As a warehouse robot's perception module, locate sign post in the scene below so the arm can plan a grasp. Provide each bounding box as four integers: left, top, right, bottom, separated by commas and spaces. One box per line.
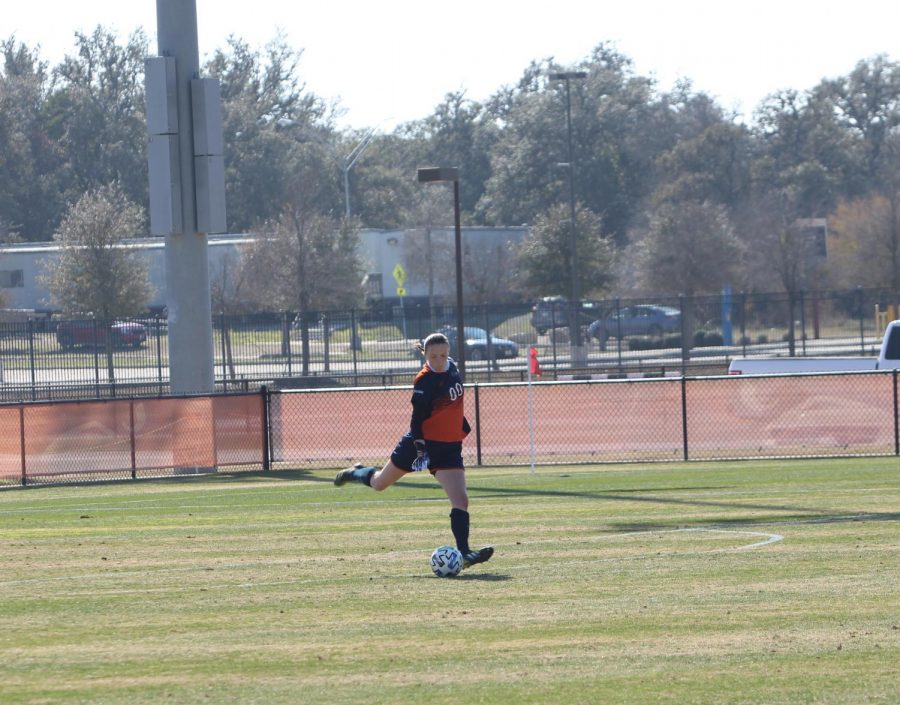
393, 263, 407, 339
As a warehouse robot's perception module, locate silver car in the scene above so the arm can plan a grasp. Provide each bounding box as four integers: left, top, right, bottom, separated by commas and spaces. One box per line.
439, 326, 518, 361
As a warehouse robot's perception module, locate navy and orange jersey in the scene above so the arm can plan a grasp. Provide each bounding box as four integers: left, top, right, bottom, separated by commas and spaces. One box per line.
409, 359, 470, 442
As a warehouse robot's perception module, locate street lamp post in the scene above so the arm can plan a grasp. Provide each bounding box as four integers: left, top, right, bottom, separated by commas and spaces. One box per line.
417, 166, 465, 378
549, 71, 587, 364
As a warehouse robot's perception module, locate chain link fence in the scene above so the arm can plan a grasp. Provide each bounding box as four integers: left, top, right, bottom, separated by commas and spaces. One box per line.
3, 370, 898, 488
0, 287, 895, 401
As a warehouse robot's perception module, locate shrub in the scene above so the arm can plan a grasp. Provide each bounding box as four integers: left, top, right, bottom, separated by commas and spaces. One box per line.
628, 335, 681, 351
694, 330, 724, 347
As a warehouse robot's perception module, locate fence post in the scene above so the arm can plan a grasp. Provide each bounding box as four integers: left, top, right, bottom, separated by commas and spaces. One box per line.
473, 384, 482, 467
615, 297, 623, 372
550, 303, 558, 371
220, 313, 228, 384
799, 290, 807, 355
740, 291, 747, 357
679, 294, 688, 368
858, 286, 866, 354
130, 399, 137, 479
323, 313, 331, 373
893, 370, 899, 457
285, 311, 293, 378
92, 320, 101, 396
483, 305, 497, 380
681, 376, 689, 461
261, 385, 272, 471
19, 405, 26, 486
787, 293, 796, 357
27, 319, 37, 401
350, 309, 359, 384
155, 314, 164, 394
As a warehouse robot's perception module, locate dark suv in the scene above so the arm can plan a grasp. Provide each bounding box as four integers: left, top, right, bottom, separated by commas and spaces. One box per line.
56, 319, 147, 350
530, 297, 597, 335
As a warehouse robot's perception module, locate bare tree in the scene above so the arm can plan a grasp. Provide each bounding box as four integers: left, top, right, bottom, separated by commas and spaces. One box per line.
403, 187, 456, 309
463, 235, 519, 305
828, 192, 900, 290
210, 250, 254, 380
239, 207, 364, 374
40, 182, 152, 381
632, 199, 741, 356
41, 183, 151, 318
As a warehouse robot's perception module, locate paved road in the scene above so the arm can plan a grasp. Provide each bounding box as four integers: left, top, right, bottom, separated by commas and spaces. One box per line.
0, 334, 882, 389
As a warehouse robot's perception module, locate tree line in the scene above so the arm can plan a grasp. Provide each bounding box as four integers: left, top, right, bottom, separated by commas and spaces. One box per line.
2, 28, 900, 319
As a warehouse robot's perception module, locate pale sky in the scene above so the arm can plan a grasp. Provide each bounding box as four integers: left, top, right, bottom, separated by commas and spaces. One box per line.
4, 1, 899, 131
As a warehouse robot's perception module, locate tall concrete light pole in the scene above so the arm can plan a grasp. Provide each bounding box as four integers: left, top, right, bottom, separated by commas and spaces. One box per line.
147, 0, 226, 393
549, 71, 587, 366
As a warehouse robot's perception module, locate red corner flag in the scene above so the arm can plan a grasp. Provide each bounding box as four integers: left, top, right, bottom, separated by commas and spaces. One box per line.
529, 346, 542, 376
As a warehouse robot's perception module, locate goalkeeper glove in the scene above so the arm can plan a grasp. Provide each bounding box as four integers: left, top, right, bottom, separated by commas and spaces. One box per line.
411, 439, 429, 472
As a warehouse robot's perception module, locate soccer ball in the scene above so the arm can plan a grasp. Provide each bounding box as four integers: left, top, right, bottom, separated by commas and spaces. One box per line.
430, 545, 463, 577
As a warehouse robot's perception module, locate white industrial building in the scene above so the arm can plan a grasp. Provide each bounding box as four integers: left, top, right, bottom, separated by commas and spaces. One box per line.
0, 227, 528, 312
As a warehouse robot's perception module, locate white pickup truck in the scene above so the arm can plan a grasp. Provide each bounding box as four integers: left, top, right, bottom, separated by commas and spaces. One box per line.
728, 320, 900, 374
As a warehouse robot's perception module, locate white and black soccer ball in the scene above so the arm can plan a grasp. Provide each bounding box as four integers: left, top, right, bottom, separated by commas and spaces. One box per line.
430, 545, 463, 577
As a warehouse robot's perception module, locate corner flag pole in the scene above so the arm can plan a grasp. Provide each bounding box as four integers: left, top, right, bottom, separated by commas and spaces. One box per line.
528, 347, 542, 473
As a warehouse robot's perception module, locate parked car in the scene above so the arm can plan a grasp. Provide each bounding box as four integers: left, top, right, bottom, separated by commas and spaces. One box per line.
56, 320, 148, 350
438, 326, 519, 361
589, 305, 682, 347
530, 296, 597, 335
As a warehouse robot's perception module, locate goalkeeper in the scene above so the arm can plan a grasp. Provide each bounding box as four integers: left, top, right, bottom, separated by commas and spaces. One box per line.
334, 331, 493, 569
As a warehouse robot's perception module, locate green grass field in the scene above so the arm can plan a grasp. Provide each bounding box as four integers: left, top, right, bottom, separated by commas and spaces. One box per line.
1, 458, 898, 704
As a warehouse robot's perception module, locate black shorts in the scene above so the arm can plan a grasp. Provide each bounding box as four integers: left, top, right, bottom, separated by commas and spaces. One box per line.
390, 432, 464, 473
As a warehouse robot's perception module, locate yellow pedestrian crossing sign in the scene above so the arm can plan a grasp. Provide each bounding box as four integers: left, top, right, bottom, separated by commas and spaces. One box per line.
396, 286, 407, 296
393, 263, 406, 287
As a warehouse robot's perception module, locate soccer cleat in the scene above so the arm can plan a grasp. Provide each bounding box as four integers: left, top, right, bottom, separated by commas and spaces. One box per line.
462, 545, 494, 569
334, 463, 364, 486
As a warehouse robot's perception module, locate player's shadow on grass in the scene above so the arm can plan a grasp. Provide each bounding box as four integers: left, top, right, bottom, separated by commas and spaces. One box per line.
610, 511, 900, 533
462, 482, 828, 518
456, 572, 510, 581
156, 468, 320, 483
413, 573, 511, 582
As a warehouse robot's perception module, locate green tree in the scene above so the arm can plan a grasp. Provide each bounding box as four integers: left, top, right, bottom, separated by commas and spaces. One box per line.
340, 129, 415, 228
41, 183, 152, 317
654, 122, 753, 209
515, 203, 615, 299
821, 55, 900, 187
480, 45, 679, 245
406, 91, 498, 217
205, 36, 341, 231
0, 38, 66, 241
46, 27, 149, 211
751, 88, 857, 217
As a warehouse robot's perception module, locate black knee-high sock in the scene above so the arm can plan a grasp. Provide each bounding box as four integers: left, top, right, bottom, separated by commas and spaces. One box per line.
450, 508, 470, 554
352, 466, 376, 486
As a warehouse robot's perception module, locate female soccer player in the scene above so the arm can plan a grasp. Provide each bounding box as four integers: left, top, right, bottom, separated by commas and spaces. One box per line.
334, 331, 493, 569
